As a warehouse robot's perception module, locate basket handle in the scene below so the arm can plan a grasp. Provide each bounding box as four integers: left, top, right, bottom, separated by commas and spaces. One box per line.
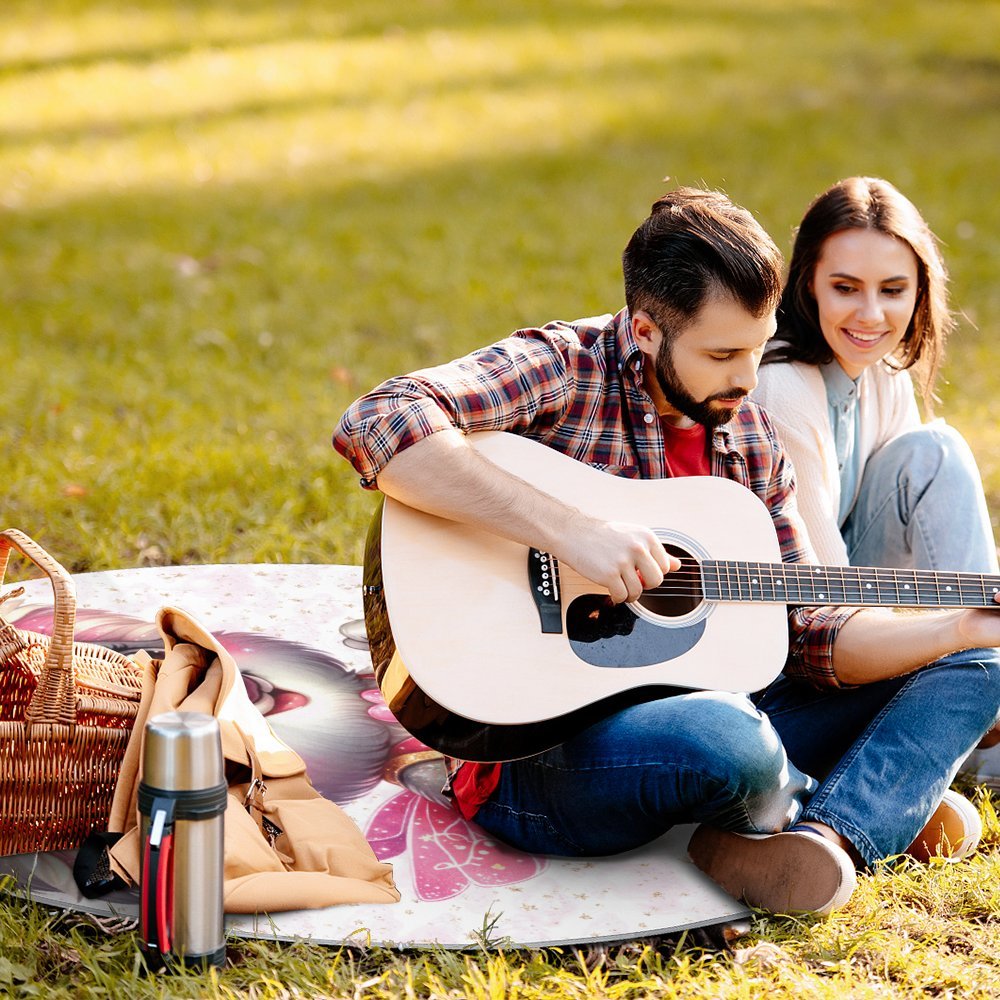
0, 528, 78, 728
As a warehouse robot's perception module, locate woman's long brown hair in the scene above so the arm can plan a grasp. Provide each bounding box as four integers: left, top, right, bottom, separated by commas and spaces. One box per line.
764, 176, 953, 411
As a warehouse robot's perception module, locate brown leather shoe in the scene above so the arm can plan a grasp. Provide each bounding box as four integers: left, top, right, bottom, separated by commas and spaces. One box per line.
688, 826, 857, 915
907, 789, 982, 862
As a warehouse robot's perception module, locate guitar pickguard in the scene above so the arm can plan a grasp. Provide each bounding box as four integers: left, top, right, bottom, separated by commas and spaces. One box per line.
565, 594, 706, 667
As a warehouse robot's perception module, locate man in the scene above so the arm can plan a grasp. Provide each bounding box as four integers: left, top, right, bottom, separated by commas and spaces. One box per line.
333, 188, 1000, 915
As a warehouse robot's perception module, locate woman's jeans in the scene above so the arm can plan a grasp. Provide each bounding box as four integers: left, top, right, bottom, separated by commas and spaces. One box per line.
842, 422, 1000, 784
842, 423, 999, 574
475, 426, 1000, 866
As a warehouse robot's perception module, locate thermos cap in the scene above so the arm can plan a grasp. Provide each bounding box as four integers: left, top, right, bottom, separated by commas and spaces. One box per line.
142, 711, 225, 791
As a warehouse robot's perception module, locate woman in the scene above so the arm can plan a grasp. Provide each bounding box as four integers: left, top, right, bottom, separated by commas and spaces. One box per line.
753, 176, 1000, 858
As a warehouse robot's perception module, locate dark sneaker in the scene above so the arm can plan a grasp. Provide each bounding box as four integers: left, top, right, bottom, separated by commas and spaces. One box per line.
687, 826, 857, 915
907, 789, 982, 862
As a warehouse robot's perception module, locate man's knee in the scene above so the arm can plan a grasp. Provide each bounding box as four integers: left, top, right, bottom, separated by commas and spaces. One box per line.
665, 691, 789, 791
671, 692, 809, 831
618, 690, 772, 757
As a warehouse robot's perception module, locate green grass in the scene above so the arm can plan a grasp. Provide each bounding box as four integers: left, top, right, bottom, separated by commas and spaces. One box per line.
3, 0, 1000, 572
3, 0, 1000, 995
4, 792, 1000, 997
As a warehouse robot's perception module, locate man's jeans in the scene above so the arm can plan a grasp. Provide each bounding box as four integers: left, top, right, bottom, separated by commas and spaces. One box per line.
756, 647, 1000, 865
474, 690, 815, 858
475, 649, 1000, 868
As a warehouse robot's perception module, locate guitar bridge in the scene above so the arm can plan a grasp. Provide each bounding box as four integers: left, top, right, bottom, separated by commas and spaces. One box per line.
528, 549, 563, 633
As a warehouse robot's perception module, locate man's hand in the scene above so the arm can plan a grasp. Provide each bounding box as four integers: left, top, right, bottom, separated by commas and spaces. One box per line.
952, 590, 1000, 649
555, 515, 681, 604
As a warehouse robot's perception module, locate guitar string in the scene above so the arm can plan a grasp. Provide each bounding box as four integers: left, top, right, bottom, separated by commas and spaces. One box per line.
555, 584, 999, 601
644, 571, 1000, 600
555, 565, 1000, 605
548, 560, 1000, 585
555, 583, 999, 606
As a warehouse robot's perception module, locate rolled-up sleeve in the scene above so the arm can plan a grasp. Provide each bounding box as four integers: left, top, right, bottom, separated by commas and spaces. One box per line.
785, 605, 858, 687
333, 333, 573, 488
333, 388, 459, 488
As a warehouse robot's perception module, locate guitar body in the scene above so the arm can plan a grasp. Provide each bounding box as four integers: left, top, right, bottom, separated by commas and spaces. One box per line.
363, 432, 790, 761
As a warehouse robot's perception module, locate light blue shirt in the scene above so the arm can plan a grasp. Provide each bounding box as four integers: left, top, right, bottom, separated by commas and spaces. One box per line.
820, 361, 864, 527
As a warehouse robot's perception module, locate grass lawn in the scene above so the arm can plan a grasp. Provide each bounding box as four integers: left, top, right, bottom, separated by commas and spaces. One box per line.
3, 1, 1000, 995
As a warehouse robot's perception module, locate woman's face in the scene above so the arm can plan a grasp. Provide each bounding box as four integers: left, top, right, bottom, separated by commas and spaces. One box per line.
811, 228, 919, 379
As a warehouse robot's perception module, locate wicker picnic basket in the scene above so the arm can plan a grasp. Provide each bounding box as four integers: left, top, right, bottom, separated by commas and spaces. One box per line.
0, 528, 145, 856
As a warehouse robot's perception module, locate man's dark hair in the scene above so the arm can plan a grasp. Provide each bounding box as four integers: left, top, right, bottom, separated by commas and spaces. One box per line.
622, 187, 783, 341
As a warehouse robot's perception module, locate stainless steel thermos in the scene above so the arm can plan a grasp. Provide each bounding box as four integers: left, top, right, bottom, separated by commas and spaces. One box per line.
139, 711, 227, 970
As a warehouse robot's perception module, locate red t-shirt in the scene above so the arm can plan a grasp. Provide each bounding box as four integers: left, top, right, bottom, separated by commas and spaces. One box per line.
659, 419, 710, 478
450, 421, 710, 819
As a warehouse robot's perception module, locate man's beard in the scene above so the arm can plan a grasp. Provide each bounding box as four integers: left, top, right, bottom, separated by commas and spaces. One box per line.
654, 339, 748, 429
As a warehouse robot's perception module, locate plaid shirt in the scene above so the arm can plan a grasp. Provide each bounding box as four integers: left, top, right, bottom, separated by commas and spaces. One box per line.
334, 308, 858, 688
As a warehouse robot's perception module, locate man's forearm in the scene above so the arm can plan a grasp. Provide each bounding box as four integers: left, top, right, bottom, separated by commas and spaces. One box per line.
832, 607, 988, 684
375, 428, 576, 553
374, 429, 676, 604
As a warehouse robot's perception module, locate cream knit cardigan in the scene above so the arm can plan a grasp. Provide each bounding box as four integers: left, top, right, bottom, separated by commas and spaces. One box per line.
752, 359, 921, 566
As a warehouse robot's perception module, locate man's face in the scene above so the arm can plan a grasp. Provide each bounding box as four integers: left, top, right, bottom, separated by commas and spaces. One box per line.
636, 291, 776, 429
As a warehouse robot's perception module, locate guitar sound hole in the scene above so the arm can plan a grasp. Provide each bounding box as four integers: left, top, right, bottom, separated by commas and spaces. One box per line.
636, 543, 703, 618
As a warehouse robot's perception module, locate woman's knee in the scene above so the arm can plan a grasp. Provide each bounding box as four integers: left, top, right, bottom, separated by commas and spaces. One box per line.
875, 422, 979, 487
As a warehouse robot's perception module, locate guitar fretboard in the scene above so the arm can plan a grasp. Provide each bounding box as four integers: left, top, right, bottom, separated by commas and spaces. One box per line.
701, 561, 1000, 609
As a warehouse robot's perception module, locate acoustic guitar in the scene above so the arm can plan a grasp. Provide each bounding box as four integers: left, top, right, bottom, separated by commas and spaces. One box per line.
362, 431, 1000, 762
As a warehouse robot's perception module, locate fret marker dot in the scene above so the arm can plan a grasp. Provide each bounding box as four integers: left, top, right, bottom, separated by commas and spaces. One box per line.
819, 593, 825, 599
946, 586, 953, 591
752, 578, 758, 584
904, 584, 910, 589
865, 583, 872, 589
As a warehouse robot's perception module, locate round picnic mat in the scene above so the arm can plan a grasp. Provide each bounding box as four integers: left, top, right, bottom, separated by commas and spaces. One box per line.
0, 563, 750, 949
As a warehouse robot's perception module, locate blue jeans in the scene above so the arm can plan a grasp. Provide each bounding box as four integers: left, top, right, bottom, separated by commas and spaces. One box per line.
755, 647, 1000, 865
475, 649, 1000, 868
474, 690, 816, 857
842, 422, 1000, 788
843, 423, 999, 573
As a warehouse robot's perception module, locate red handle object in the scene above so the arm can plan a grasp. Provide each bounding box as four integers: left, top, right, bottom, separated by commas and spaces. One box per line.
140, 799, 176, 965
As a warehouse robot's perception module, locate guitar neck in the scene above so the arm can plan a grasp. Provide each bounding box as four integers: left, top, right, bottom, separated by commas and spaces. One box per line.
701, 561, 1000, 609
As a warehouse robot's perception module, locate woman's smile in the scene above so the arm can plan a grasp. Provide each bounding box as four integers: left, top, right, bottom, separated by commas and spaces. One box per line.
812, 229, 919, 379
